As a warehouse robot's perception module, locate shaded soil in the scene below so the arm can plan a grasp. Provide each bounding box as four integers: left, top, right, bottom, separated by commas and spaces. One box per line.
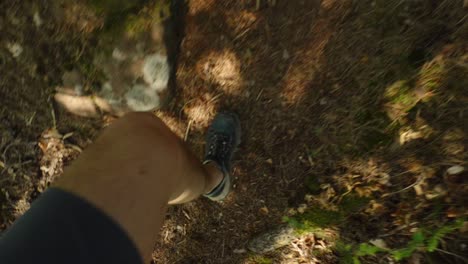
0, 0, 101, 228
156, 0, 467, 263
1, 0, 467, 264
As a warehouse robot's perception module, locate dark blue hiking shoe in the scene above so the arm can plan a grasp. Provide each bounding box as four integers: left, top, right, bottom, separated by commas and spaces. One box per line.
203, 112, 241, 201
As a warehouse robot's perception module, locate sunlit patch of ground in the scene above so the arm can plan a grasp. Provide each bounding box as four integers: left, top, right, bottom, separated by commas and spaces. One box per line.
280, 18, 333, 105
196, 50, 244, 96
1, 0, 466, 263
188, 0, 215, 15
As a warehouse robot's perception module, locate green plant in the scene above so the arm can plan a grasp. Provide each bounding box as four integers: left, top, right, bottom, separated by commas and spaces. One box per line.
339, 219, 465, 263
426, 218, 464, 252
284, 193, 370, 235
353, 243, 387, 264
391, 230, 425, 261
249, 255, 273, 264
283, 208, 343, 234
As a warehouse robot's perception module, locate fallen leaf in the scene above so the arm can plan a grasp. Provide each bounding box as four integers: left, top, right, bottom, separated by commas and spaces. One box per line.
446, 207, 459, 218
447, 165, 464, 175
370, 239, 389, 250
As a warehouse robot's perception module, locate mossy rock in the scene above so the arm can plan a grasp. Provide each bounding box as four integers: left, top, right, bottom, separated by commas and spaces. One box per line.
248, 225, 296, 253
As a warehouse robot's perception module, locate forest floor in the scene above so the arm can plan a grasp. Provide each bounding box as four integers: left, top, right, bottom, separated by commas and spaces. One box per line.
0, 1, 467, 263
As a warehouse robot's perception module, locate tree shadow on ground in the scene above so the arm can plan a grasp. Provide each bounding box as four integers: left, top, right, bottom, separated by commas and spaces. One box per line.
155, 0, 467, 263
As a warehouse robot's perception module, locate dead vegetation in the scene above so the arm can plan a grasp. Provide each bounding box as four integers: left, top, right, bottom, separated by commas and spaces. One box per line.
0, 0, 467, 263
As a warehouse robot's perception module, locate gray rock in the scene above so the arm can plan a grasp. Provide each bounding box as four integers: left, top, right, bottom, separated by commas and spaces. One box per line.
55, 1, 182, 116
248, 225, 297, 253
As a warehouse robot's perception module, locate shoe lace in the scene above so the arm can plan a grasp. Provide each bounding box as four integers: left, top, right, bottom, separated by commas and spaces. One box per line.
207, 133, 230, 162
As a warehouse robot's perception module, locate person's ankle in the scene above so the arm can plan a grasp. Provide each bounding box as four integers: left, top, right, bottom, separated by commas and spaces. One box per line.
203, 162, 224, 194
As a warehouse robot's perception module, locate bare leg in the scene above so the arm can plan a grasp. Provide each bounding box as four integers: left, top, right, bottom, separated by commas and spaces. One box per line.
55, 112, 223, 263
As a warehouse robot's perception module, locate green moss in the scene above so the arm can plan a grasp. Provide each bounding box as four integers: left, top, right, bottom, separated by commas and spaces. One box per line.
90, 0, 171, 53
359, 127, 394, 152
383, 80, 420, 122
125, 1, 171, 36
352, 109, 396, 153
385, 80, 418, 108
284, 208, 343, 235
339, 195, 371, 215
285, 192, 370, 236
335, 241, 355, 264
305, 176, 321, 194
86, 0, 146, 15
249, 255, 273, 264
302, 208, 343, 228
417, 60, 444, 97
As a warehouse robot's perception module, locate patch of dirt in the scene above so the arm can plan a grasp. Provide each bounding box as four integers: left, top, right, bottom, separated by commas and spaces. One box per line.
0, 0, 467, 264
0, 0, 101, 228
155, 0, 467, 263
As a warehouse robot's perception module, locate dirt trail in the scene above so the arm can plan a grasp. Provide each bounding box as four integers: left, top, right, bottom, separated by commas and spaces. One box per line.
154, 1, 333, 262
155, 0, 467, 263
1, 0, 467, 263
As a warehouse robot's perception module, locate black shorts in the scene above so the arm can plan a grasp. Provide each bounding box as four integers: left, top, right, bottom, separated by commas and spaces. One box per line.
0, 188, 142, 264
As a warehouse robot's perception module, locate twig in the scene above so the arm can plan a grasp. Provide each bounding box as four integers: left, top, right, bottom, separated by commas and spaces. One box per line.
221, 238, 225, 257
178, 98, 196, 120
50, 104, 57, 129
182, 209, 191, 220
382, 174, 424, 197
26, 112, 36, 126
208, 93, 222, 103
434, 248, 468, 263
233, 27, 252, 41
184, 120, 193, 142
256, 89, 264, 101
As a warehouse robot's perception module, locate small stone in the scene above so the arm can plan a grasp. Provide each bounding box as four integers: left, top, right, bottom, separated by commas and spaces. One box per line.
142, 53, 170, 91
6, 42, 23, 58
304, 194, 313, 202
370, 239, 389, 250
447, 165, 464, 175
282, 49, 290, 60
248, 225, 296, 253
413, 183, 424, 196
54, 93, 99, 117
266, 158, 273, 165
125, 84, 160, 111
112, 48, 127, 61
33, 11, 43, 27
297, 204, 308, 214
259, 207, 269, 215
